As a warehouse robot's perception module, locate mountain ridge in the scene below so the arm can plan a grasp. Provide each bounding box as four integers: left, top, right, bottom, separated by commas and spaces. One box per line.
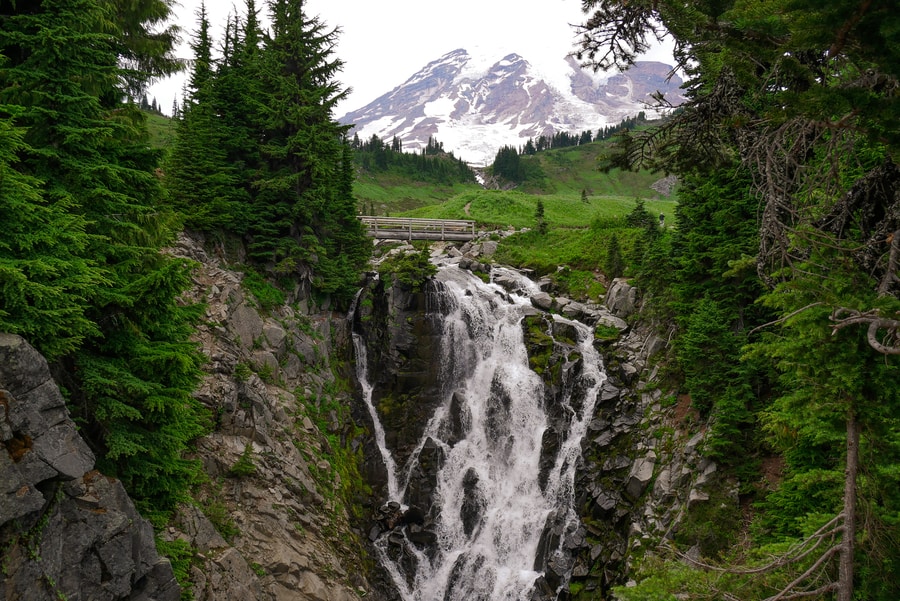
340, 48, 685, 165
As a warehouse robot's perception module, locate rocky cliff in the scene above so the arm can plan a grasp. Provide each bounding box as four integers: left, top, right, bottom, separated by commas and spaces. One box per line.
159, 232, 383, 601
1, 333, 180, 601
2, 230, 391, 601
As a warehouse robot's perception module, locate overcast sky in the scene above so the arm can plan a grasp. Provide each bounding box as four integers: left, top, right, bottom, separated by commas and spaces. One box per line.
149, 0, 674, 117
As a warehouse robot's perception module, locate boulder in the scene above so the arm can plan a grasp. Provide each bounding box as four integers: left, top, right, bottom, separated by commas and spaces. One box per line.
0, 334, 179, 601
624, 454, 656, 501
604, 279, 639, 318
530, 292, 553, 311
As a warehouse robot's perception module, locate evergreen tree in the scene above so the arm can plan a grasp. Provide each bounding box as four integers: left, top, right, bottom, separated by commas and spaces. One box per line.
0, 109, 102, 358
579, 1, 900, 597
491, 145, 523, 182
1, 0, 208, 519
604, 232, 625, 280
165, 2, 248, 231
534, 199, 547, 235
103, 0, 183, 99
250, 0, 369, 301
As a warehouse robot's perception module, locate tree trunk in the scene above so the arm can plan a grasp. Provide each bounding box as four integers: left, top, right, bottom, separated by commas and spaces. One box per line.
838, 413, 860, 601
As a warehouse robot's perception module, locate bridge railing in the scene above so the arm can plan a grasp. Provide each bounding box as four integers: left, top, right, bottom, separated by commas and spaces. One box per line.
358, 216, 477, 241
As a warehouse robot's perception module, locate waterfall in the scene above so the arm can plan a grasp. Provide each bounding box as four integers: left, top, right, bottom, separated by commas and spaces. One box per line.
352, 332, 401, 501
354, 264, 606, 601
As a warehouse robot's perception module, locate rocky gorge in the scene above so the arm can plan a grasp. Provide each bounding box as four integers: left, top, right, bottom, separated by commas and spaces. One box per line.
1, 232, 734, 600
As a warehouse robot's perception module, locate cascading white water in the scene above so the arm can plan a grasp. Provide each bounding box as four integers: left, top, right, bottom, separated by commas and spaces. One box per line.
352, 332, 401, 501
356, 264, 606, 601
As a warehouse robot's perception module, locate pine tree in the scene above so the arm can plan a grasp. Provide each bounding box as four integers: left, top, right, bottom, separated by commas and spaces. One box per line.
165, 2, 248, 232
0, 111, 102, 358
534, 199, 547, 235
579, 1, 900, 598
250, 0, 369, 301
1, 0, 208, 518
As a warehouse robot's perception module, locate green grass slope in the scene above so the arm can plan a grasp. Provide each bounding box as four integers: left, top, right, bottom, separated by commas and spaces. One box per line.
516, 142, 666, 198
401, 189, 675, 230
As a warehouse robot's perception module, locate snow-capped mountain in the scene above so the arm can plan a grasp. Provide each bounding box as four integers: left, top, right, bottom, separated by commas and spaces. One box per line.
339, 48, 685, 166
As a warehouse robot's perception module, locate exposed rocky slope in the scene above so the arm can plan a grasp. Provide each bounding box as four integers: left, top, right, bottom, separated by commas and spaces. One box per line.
2, 231, 735, 601
160, 232, 384, 601
341, 49, 685, 165
1, 333, 180, 601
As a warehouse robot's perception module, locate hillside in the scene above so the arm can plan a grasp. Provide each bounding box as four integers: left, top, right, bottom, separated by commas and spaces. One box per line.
355, 131, 674, 218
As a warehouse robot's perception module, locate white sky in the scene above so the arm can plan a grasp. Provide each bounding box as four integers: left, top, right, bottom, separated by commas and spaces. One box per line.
149, 0, 674, 117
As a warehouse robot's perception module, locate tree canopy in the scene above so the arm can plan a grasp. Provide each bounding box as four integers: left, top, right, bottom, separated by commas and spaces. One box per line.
576, 1, 900, 599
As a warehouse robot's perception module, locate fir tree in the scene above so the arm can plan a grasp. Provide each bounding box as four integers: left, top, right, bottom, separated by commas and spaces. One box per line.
249, 0, 369, 301
1, 0, 208, 519
165, 2, 248, 231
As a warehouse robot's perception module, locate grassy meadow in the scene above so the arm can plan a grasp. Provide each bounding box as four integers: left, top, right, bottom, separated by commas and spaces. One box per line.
355, 138, 678, 303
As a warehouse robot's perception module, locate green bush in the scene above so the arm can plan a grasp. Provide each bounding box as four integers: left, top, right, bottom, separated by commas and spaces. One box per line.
377, 247, 436, 292
241, 268, 285, 310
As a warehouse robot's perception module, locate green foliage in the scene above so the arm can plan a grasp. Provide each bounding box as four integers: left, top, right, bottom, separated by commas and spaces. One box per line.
233, 362, 253, 382
624, 198, 657, 229
604, 232, 625, 279
73, 256, 210, 522
155, 538, 198, 601
1, 0, 211, 524
352, 134, 476, 185
241, 268, 286, 311
377, 247, 437, 292
228, 443, 258, 477
491, 145, 526, 183
162, 0, 370, 305
203, 496, 239, 541
404, 188, 676, 230
534, 199, 548, 234
0, 115, 103, 359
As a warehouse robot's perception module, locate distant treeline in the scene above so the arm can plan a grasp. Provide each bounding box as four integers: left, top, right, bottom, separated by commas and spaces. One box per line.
350, 133, 476, 185
491, 112, 649, 183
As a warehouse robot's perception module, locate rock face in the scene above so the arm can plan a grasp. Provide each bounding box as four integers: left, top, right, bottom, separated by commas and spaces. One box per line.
352, 274, 447, 484
161, 232, 382, 601
0, 333, 180, 601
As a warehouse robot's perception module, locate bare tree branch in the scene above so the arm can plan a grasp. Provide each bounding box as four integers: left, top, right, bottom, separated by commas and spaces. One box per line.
830, 308, 900, 355
764, 545, 841, 601
749, 303, 824, 335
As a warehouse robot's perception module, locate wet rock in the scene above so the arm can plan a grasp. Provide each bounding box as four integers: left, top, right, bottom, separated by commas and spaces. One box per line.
538, 428, 561, 491
405, 437, 445, 515
530, 291, 553, 310
460, 468, 485, 537
444, 390, 471, 446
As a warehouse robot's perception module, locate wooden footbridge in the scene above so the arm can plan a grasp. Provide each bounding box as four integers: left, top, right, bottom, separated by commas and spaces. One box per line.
358, 216, 478, 241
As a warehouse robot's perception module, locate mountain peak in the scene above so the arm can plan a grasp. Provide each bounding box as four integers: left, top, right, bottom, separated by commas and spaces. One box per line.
340, 48, 684, 166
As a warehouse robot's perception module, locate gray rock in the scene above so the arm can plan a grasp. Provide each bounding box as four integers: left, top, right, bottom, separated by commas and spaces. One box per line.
231, 304, 265, 350
624, 454, 656, 501
480, 240, 498, 257
530, 292, 553, 310
493, 272, 521, 292
595, 309, 629, 331
263, 322, 287, 353
0, 334, 180, 601
604, 278, 639, 318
